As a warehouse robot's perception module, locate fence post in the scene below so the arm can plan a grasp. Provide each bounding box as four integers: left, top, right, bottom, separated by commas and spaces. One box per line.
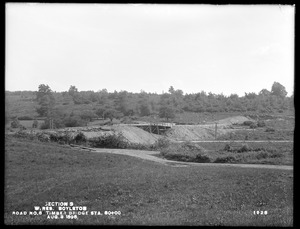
215, 123, 217, 140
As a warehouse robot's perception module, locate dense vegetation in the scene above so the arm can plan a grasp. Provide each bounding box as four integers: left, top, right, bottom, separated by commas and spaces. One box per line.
5, 82, 294, 129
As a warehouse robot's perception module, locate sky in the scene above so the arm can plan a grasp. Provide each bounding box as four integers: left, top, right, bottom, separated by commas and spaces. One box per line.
5, 4, 295, 96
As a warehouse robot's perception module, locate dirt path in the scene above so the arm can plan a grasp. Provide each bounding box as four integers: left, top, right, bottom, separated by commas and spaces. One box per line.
72, 145, 293, 170
176, 140, 293, 143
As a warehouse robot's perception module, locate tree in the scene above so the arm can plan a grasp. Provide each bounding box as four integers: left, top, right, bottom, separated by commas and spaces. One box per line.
36, 84, 55, 117
96, 107, 106, 119
68, 85, 78, 97
139, 103, 151, 116
271, 82, 287, 98
168, 86, 175, 94
259, 89, 271, 96
159, 106, 175, 121
79, 110, 97, 122
103, 109, 122, 122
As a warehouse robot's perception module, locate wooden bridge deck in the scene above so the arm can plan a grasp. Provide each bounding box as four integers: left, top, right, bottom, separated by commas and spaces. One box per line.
118, 123, 175, 135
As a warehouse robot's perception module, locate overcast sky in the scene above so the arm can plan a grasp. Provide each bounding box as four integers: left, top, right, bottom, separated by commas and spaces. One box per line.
6, 4, 294, 96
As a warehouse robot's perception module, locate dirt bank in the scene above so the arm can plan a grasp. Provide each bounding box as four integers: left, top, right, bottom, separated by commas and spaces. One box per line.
165, 116, 253, 141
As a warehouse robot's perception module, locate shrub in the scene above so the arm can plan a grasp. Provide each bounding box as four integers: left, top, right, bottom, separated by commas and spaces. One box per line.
18, 116, 34, 120
11, 119, 20, 128
257, 120, 266, 127
74, 132, 86, 144
36, 132, 50, 142
243, 121, 255, 126
40, 122, 50, 129
32, 120, 39, 128
255, 151, 270, 160
90, 132, 129, 149
152, 137, 171, 150
63, 116, 87, 127
214, 156, 237, 163
224, 143, 232, 151
194, 154, 211, 163
13, 130, 36, 140
265, 127, 275, 132
79, 111, 97, 122
182, 141, 206, 151
238, 144, 251, 153
160, 141, 209, 163
250, 123, 257, 129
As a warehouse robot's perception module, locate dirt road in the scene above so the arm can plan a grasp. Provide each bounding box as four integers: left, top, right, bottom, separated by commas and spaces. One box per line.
72, 145, 293, 170
175, 140, 293, 143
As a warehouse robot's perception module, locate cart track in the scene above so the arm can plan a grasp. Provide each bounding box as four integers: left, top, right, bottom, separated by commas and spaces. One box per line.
71, 145, 293, 170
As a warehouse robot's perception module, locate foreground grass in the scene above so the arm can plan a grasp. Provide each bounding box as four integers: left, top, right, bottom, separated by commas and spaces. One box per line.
5, 136, 293, 226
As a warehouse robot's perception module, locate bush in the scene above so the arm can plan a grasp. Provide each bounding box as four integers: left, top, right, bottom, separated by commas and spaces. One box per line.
40, 122, 50, 129
265, 127, 275, 132
160, 141, 209, 163
238, 144, 251, 153
18, 116, 34, 120
255, 151, 270, 160
243, 121, 255, 126
214, 156, 237, 163
224, 144, 232, 151
257, 120, 266, 127
194, 154, 211, 163
32, 120, 39, 128
152, 137, 171, 150
63, 116, 87, 127
250, 123, 258, 129
90, 132, 129, 149
74, 132, 86, 143
11, 119, 20, 128
13, 130, 36, 140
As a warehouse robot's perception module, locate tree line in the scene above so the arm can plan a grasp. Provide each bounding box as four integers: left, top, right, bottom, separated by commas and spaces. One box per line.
6, 81, 294, 129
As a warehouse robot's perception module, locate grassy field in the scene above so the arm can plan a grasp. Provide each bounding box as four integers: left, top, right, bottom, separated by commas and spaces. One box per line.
5, 136, 293, 226
159, 141, 293, 165
217, 128, 294, 141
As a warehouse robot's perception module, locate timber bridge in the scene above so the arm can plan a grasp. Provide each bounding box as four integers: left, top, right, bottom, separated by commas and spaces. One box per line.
120, 123, 176, 135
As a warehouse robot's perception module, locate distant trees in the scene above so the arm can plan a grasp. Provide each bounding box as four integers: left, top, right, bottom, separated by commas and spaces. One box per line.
22, 81, 293, 128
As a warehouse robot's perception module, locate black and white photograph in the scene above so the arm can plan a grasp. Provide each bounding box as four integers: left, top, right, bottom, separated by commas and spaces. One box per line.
5, 3, 294, 226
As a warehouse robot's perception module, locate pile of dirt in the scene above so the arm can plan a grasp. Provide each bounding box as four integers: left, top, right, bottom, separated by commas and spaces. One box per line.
165, 125, 232, 141
165, 116, 252, 141
15, 125, 161, 145
111, 125, 160, 145
215, 116, 253, 125
63, 125, 161, 145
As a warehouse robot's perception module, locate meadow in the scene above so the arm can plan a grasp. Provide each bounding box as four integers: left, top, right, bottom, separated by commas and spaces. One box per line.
5, 136, 293, 226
